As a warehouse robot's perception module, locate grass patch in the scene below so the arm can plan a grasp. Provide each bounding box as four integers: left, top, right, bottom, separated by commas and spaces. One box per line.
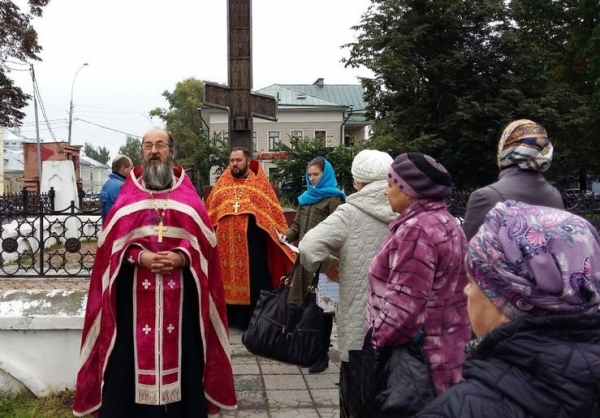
0, 390, 92, 418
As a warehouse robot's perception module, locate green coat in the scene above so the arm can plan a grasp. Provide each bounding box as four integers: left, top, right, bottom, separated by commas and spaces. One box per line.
283, 196, 344, 304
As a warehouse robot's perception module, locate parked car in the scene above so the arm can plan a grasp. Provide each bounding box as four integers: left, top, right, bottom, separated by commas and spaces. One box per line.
83, 192, 100, 204
563, 189, 599, 198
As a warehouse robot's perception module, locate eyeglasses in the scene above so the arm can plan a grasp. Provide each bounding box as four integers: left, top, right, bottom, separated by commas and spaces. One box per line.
142, 141, 170, 150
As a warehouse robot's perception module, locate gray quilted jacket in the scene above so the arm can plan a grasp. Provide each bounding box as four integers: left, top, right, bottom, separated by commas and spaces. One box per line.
298, 180, 396, 361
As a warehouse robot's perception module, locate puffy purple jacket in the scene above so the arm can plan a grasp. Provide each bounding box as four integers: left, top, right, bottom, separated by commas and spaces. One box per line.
367, 199, 471, 394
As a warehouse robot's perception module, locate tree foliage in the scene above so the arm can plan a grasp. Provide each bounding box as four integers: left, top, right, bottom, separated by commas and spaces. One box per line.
83, 142, 110, 164
118, 135, 142, 166
510, 0, 600, 188
150, 78, 205, 168
0, 0, 50, 127
344, 0, 600, 188
271, 137, 360, 205
149, 77, 229, 190
191, 132, 229, 191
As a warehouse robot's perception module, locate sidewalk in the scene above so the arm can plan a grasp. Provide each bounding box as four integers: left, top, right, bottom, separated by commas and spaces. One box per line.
221, 326, 341, 418
0, 279, 342, 416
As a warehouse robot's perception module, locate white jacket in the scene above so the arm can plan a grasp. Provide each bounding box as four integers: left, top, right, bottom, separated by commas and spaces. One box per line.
298, 180, 396, 361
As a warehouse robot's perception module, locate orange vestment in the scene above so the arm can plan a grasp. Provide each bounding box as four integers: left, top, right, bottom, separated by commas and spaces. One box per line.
206, 160, 295, 304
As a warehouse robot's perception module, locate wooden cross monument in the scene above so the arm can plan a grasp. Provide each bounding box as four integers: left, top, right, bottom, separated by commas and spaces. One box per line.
204, 0, 278, 153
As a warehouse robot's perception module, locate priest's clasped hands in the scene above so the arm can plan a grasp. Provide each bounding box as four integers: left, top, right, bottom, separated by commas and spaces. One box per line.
139, 250, 186, 274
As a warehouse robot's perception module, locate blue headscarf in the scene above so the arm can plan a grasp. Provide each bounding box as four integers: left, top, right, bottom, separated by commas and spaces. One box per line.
297, 157, 346, 206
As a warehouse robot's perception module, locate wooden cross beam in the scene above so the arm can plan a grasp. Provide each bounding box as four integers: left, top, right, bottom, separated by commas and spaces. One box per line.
204, 0, 277, 153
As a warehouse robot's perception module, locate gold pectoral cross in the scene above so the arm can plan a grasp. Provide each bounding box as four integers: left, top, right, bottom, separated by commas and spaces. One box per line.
233, 200, 240, 214
155, 221, 168, 243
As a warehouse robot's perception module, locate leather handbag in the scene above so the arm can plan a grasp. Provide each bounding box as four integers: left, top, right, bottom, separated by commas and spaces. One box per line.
241, 259, 324, 367
345, 329, 436, 418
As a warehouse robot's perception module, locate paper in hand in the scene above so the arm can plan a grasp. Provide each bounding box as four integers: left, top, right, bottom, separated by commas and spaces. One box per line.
274, 228, 299, 253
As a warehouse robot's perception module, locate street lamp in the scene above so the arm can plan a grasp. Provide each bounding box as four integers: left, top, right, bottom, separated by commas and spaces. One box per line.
67, 62, 89, 145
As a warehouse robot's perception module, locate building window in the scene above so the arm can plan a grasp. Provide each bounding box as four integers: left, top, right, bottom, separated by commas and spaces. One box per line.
315, 130, 326, 144
291, 130, 303, 140
268, 131, 281, 151
253, 131, 257, 155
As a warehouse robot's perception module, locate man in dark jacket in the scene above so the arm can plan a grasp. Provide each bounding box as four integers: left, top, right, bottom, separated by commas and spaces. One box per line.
462, 119, 563, 241
416, 201, 600, 418
100, 154, 133, 222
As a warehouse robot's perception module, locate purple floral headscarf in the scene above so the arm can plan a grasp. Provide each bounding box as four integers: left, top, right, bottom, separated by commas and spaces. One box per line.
467, 200, 600, 319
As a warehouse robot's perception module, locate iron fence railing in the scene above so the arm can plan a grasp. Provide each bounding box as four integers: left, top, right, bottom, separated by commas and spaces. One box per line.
447, 189, 600, 229
0, 194, 101, 278
0, 188, 599, 278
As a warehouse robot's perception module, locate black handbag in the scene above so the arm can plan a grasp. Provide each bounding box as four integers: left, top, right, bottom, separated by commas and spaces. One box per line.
241, 260, 324, 367
346, 329, 436, 418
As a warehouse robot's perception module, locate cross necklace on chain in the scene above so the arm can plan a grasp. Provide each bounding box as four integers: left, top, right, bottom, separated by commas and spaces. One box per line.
150, 191, 169, 243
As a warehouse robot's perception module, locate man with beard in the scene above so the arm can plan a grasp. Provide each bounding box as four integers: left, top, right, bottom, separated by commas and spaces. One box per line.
74, 128, 237, 418
205, 147, 295, 330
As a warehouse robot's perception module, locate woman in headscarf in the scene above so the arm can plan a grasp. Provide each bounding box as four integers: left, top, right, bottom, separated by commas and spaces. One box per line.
282, 156, 345, 373
297, 150, 396, 416
367, 152, 471, 396
462, 119, 563, 241
416, 201, 600, 418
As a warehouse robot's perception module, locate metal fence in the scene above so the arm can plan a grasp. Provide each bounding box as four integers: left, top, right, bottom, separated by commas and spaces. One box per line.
447, 189, 600, 229
1, 188, 599, 278
0, 189, 102, 278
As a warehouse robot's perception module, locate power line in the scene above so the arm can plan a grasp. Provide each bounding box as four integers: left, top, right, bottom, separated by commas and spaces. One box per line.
18, 118, 66, 127
76, 118, 142, 138
32, 77, 57, 141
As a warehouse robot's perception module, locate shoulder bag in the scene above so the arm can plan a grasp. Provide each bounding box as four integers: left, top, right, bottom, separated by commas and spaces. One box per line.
345, 328, 436, 418
241, 259, 324, 367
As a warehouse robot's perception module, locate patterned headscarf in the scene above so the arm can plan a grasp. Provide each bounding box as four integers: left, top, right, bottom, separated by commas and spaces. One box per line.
497, 119, 553, 172
467, 201, 600, 319
297, 157, 346, 206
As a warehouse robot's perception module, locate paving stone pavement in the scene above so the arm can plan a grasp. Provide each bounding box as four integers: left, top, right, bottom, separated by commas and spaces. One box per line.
0, 279, 342, 417
220, 326, 341, 418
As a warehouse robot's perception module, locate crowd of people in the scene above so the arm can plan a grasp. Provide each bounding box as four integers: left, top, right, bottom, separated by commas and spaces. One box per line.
73, 122, 600, 417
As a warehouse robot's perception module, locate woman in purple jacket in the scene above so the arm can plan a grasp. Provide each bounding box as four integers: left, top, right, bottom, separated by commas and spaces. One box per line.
367, 152, 471, 396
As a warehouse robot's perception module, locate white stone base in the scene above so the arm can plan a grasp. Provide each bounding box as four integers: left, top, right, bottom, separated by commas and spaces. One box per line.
0, 289, 86, 396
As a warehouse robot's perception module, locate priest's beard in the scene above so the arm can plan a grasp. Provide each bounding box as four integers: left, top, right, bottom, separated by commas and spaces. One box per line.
143, 158, 174, 190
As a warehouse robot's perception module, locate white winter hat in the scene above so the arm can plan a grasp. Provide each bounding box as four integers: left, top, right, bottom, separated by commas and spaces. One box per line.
351, 149, 393, 183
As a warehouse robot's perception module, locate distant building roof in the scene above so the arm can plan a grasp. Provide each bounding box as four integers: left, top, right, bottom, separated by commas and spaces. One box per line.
3, 149, 24, 171
256, 79, 368, 112
80, 155, 110, 169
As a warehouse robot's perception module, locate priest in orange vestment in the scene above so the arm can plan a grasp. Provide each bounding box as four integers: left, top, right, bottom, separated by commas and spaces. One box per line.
206, 147, 295, 330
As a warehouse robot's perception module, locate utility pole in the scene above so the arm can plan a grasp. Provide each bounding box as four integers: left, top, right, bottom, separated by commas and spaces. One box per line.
31, 64, 42, 191
67, 62, 89, 145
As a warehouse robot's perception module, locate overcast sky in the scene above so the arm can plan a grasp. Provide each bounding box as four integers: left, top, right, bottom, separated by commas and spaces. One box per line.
9, 0, 373, 161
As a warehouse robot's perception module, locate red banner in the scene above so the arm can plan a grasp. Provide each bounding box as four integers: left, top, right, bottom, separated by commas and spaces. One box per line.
255, 151, 289, 160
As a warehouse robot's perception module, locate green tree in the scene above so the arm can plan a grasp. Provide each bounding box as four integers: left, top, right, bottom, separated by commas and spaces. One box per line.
118, 135, 142, 166
83, 142, 110, 164
344, 0, 519, 187
271, 137, 359, 205
344, 0, 600, 188
150, 78, 204, 168
509, 0, 600, 188
0, 0, 50, 127
150, 77, 229, 190
191, 131, 229, 192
